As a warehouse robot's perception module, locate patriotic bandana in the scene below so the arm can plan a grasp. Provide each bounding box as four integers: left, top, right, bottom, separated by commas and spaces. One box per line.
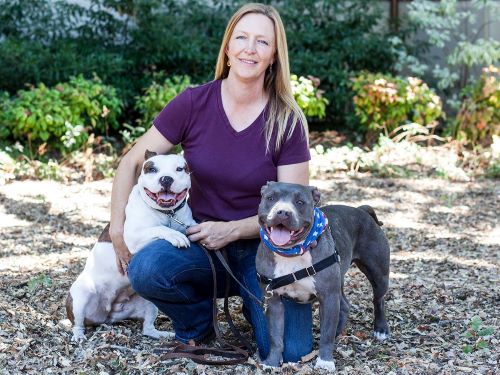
260, 207, 329, 257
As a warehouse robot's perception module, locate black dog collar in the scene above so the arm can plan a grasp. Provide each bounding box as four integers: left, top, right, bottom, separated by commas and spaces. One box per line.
257, 250, 341, 291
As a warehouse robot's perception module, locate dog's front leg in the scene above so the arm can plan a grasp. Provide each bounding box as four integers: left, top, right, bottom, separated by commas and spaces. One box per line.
70, 291, 88, 342
133, 226, 190, 249
315, 290, 340, 371
262, 294, 285, 367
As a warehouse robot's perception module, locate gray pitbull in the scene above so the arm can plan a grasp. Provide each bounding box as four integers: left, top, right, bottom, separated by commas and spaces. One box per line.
256, 181, 390, 370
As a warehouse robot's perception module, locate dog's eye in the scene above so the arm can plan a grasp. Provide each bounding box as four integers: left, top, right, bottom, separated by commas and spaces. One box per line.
267, 195, 274, 201
296, 200, 304, 205
148, 167, 158, 173
176, 167, 184, 172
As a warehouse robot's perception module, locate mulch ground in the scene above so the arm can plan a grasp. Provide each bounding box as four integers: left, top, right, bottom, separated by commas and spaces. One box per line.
0, 173, 498, 374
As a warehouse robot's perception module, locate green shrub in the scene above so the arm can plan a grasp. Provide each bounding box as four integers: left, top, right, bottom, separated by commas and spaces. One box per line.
291, 75, 328, 120
135, 75, 192, 128
393, 0, 500, 109
453, 66, 500, 145
0, 91, 10, 139
0, 75, 122, 156
351, 72, 443, 136
0, 1, 135, 98
281, 0, 398, 128
1, 0, 402, 133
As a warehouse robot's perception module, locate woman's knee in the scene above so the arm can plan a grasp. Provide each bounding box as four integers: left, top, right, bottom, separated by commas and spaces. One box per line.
127, 240, 184, 296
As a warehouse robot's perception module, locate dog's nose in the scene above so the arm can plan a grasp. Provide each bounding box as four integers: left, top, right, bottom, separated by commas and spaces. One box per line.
159, 176, 174, 189
276, 210, 290, 220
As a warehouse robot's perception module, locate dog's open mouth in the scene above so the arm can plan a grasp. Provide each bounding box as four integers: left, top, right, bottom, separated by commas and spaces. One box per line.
144, 188, 188, 208
264, 224, 308, 247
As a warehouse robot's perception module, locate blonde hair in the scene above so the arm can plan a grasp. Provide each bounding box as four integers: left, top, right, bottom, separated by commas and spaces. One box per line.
214, 3, 308, 152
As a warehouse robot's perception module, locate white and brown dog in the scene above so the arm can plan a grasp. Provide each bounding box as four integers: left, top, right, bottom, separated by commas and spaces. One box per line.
66, 151, 196, 341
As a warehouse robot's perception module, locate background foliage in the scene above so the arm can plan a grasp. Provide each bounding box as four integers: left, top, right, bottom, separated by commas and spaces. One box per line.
0, 75, 122, 156
351, 72, 443, 136
0, 0, 396, 131
0, 0, 498, 171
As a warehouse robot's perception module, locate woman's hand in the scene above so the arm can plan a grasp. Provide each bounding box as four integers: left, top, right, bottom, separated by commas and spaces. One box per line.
110, 231, 132, 275
187, 221, 238, 250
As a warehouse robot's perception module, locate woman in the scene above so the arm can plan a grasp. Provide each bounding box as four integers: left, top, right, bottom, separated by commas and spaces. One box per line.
109, 3, 312, 362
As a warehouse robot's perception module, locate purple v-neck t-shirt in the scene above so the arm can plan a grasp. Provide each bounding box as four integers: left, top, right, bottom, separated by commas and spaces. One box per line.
153, 79, 310, 222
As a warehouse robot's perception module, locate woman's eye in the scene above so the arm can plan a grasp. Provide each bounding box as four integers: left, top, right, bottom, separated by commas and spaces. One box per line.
176, 167, 184, 172
258, 40, 269, 46
236, 35, 246, 40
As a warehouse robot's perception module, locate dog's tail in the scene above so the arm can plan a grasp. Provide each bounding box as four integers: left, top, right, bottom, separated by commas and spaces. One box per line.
358, 205, 383, 226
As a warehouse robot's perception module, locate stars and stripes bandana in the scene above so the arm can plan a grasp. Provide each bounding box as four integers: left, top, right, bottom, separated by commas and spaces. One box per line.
260, 207, 329, 257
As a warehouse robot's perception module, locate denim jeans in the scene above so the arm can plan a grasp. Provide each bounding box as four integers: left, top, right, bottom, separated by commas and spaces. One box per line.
128, 238, 313, 362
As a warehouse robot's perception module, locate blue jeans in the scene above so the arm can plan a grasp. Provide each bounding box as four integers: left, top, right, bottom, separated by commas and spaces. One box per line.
128, 238, 313, 362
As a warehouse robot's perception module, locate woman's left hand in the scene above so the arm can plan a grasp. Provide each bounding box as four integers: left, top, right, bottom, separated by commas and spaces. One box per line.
187, 221, 237, 250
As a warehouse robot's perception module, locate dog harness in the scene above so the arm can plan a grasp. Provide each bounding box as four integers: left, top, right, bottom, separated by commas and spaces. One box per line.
259, 207, 329, 257
257, 250, 340, 292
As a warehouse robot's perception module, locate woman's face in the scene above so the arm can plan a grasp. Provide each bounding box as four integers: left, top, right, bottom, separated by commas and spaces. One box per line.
226, 13, 276, 83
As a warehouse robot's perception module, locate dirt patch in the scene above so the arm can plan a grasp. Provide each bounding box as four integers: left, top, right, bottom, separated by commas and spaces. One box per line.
0, 175, 498, 374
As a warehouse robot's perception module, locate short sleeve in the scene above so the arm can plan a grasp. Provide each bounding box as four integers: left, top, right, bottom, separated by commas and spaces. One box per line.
276, 120, 311, 166
153, 88, 192, 145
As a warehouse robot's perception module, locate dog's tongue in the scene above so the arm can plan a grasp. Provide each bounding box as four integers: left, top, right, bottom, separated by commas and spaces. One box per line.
157, 192, 176, 205
270, 226, 291, 246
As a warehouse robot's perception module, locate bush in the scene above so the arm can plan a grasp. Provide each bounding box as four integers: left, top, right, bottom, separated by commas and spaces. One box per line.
392, 0, 500, 109
135, 75, 192, 128
280, 0, 398, 129
453, 66, 500, 145
291, 75, 328, 120
351, 72, 443, 136
0, 1, 136, 99
0, 75, 122, 156
0, 0, 402, 133
120, 75, 192, 145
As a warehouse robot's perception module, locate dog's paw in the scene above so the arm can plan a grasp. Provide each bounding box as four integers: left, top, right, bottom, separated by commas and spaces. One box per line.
315, 358, 336, 371
165, 232, 190, 248
374, 330, 390, 341
143, 328, 175, 339
71, 329, 86, 342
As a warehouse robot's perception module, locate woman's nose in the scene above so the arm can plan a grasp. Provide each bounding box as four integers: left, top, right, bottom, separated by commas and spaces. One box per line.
244, 39, 257, 53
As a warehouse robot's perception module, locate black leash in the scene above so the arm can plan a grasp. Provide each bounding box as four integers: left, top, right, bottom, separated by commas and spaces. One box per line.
155, 246, 253, 365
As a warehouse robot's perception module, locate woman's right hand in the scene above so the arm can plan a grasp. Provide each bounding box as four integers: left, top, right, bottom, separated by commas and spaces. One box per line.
111, 232, 132, 275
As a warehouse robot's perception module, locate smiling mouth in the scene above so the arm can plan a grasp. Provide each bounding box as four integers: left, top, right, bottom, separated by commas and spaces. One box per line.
264, 223, 308, 247
239, 58, 257, 65
144, 188, 187, 208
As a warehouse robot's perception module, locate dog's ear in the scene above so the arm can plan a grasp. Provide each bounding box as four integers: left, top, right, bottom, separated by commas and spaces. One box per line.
184, 162, 192, 174
261, 181, 275, 196
309, 186, 321, 206
144, 149, 157, 160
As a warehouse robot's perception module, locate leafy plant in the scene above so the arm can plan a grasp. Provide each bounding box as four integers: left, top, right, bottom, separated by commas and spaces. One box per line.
0, 75, 122, 156
351, 72, 443, 137
392, 0, 500, 108
28, 274, 52, 292
453, 66, 500, 145
135, 75, 192, 129
291, 75, 328, 119
121, 75, 192, 145
462, 316, 495, 354
279, 0, 397, 129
